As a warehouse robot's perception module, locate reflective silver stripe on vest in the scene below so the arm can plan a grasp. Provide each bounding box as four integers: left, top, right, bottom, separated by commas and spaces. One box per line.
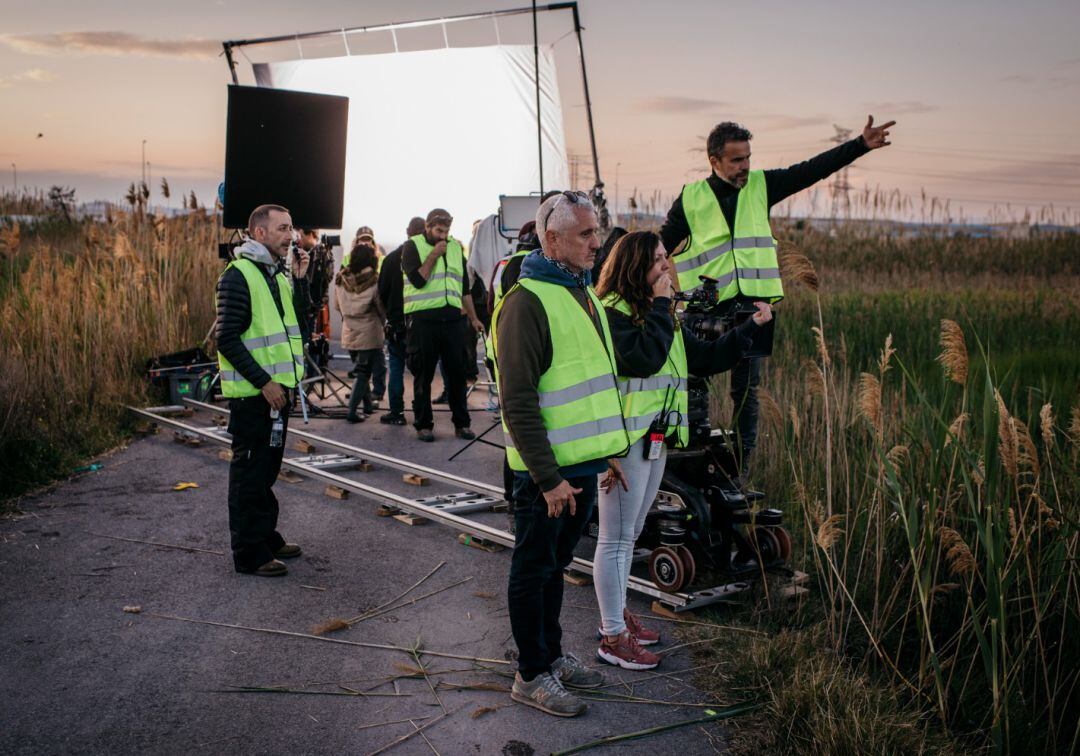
426, 271, 463, 285
617, 375, 686, 395
737, 267, 782, 280
404, 290, 458, 304
538, 375, 618, 409
503, 413, 626, 449
267, 360, 300, 376
544, 414, 626, 447
286, 324, 302, 338
222, 361, 299, 384
681, 270, 736, 292
674, 242, 732, 274
732, 236, 775, 250
242, 332, 290, 351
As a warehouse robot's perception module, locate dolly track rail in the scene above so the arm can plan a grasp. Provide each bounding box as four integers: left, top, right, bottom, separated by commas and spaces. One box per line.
181, 398, 502, 498
130, 403, 710, 608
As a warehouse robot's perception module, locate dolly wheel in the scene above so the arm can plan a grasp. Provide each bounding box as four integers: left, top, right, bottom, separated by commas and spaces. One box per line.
648, 546, 688, 592
675, 545, 697, 587
750, 527, 781, 565
770, 526, 793, 562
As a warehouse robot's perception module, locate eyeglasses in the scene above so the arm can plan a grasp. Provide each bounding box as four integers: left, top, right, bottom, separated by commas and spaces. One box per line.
539, 190, 590, 232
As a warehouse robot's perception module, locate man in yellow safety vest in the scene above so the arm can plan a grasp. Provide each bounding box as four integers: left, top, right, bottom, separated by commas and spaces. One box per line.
660, 116, 895, 481
492, 191, 630, 717
215, 204, 311, 577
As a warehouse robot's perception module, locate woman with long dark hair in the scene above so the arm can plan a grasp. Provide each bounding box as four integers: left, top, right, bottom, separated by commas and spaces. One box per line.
591, 230, 772, 669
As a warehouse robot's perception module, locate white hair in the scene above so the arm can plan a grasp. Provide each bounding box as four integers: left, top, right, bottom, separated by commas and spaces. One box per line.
535, 193, 596, 242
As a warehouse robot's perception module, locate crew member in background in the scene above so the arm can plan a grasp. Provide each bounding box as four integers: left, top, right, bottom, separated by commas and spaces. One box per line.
335, 243, 385, 424
377, 216, 426, 425
215, 204, 310, 578
493, 191, 630, 717
298, 228, 332, 335
401, 208, 483, 442
345, 225, 386, 270
660, 115, 895, 482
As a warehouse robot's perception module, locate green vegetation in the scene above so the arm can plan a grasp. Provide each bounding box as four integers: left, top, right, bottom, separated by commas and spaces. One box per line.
689, 218, 1080, 754
2, 186, 1077, 752
0, 190, 219, 503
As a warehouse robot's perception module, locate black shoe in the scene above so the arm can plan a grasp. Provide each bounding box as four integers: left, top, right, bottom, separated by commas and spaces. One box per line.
380, 412, 407, 425
274, 543, 303, 559
417, 429, 435, 442
347, 369, 357, 379
237, 559, 288, 577
346, 413, 365, 424
455, 427, 476, 440
432, 392, 448, 404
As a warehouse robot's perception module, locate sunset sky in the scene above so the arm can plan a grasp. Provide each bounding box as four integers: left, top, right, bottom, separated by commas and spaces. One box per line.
2, 0, 1079, 224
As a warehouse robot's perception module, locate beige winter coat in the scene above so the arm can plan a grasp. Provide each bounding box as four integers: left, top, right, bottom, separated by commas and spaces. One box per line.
334, 267, 385, 350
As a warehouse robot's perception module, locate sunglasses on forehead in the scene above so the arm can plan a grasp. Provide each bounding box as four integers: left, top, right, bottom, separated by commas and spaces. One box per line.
540, 190, 591, 230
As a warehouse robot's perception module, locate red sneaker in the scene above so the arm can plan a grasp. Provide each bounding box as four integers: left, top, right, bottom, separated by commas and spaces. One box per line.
597, 631, 660, 671
624, 608, 660, 646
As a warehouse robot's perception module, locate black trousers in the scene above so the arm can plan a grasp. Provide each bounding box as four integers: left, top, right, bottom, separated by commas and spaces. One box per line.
406, 317, 470, 431
508, 473, 597, 679
227, 394, 289, 571
729, 356, 762, 472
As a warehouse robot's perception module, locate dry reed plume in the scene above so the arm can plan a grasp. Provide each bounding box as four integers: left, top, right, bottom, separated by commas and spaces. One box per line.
937, 319, 968, 386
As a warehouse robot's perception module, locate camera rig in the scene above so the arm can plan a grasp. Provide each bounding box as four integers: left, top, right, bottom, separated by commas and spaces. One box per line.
586, 275, 791, 592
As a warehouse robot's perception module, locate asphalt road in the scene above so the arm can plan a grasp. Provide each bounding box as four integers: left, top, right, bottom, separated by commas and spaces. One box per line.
0, 367, 730, 755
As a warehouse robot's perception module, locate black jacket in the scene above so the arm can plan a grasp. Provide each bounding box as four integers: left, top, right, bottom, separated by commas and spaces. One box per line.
216, 262, 311, 390
606, 297, 758, 379
659, 137, 870, 256
377, 245, 405, 330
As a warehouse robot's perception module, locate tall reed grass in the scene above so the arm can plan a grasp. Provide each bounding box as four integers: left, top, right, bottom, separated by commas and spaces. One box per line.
0, 197, 219, 500
733, 246, 1080, 753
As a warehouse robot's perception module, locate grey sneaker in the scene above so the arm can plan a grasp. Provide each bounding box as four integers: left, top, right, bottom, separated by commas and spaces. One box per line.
510, 672, 586, 717
552, 653, 604, 689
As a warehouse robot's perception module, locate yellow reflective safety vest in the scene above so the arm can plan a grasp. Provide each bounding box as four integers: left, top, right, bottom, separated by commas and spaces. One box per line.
671, 170, 784, 301
402, 235, 465, 314
602, 295, 689, 447
217, 258, 305, 398
493, 278, 630, 472
484, 249, 529, 358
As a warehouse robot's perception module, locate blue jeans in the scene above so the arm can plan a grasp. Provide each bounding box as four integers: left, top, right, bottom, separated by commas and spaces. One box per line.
508, 473, 597, 679
386, 331, 406, 416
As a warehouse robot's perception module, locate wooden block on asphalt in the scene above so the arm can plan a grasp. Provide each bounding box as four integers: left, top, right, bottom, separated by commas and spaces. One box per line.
278, 470, 303, 483
563, 570, 592, 587
212, 414, 228, 427
323, 485, 349, 500
217, 449, 234, 462
293, 439, 316, 454
172, 431, 202, 447
651, 600, 694, 621
393, 513, 428, 526
490, 501, 510, 513
375, 505, 401, 517
133, 420, 158, 437
355, 461, 373, 472
402, 473, 429, 487
780, 585, 810, 601
458, 533, 505, 553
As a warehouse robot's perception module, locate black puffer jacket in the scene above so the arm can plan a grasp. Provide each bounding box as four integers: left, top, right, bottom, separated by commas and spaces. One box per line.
216, 258, 311, 390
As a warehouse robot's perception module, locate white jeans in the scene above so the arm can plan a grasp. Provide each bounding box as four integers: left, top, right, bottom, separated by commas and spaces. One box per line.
593, 437, 667, 636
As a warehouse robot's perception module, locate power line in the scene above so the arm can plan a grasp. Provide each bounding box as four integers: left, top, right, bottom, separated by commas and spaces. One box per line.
852, 165, 1080, 190
888, 146, 1080, 168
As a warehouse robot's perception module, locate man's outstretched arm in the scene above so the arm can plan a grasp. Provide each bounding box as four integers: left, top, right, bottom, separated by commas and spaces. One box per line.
766, 115, 896, 207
